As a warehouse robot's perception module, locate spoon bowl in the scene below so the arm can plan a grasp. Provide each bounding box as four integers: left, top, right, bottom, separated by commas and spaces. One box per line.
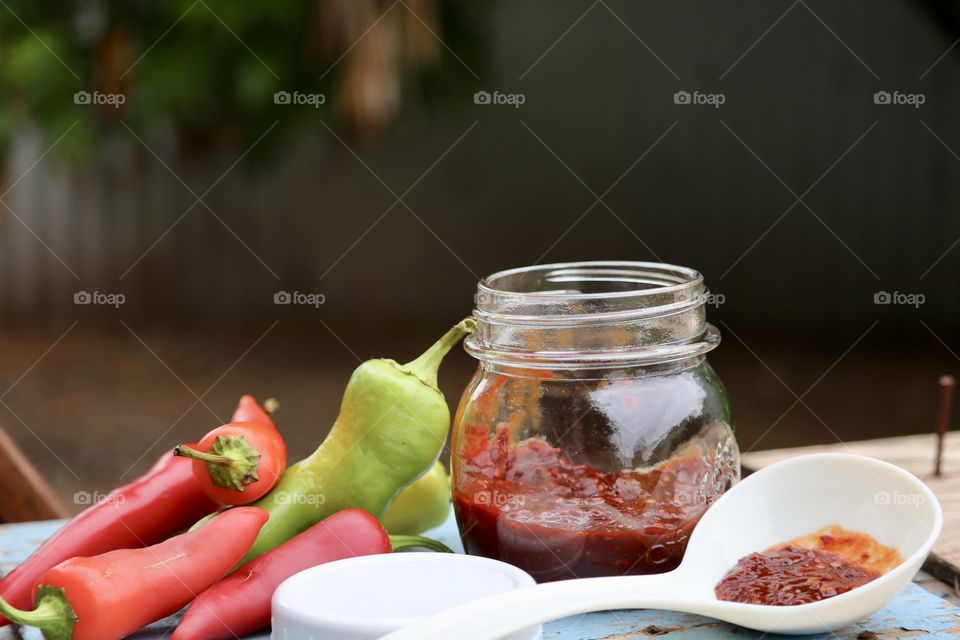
382, 453, 942, 639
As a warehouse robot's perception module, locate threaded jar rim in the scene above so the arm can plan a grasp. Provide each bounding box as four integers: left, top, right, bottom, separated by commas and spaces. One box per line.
465, 261, 720, 369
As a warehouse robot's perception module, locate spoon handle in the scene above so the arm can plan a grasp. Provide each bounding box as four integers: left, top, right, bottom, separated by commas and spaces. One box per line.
381, 573, 691, 640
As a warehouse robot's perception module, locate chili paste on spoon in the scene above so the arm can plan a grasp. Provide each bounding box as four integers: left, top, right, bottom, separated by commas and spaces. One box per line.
715, 525, 903, 606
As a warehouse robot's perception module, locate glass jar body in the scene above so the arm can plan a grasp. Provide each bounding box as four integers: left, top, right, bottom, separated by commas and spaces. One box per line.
451, 357, 739, 582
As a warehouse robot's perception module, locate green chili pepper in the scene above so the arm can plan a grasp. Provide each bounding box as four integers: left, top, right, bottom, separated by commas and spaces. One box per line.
240, 318, 476, 562
382, 460, 451, 535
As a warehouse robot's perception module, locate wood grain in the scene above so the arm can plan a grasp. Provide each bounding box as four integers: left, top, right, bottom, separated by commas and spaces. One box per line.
3, 517, 958, 639
0, 422, 68, 523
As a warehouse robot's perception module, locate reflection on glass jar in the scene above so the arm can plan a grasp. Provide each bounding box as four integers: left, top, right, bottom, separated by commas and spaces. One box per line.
452, 262, 739, 582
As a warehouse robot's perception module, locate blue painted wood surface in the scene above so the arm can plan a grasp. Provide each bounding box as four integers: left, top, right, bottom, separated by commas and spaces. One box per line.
1, 517, 958, 639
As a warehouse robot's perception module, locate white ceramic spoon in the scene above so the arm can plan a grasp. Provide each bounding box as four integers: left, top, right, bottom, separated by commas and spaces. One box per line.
381, 453, 942, 639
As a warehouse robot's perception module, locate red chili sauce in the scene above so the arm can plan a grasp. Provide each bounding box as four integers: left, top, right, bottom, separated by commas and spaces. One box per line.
453, 426, 717, 582
715, 526, 903, 606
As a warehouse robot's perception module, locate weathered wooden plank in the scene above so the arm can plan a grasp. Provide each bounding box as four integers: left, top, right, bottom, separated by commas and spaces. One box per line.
2, 516, 958, 639
0, 423, 68, 523
743, 432, 960, 583
542, 585, 960, 639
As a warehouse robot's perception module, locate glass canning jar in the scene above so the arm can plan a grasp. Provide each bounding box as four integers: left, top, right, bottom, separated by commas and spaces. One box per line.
451, 261, 739, 582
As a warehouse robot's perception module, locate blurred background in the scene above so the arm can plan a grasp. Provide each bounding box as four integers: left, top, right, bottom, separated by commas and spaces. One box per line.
1, 0, 958, 511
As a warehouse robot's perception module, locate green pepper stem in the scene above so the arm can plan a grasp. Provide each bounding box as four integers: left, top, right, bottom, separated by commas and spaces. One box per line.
174, 435, 262, 491
404, 318, 477, 388
174, 445, 233, 466
389, 535, 455, 553
0, 587, 77, 640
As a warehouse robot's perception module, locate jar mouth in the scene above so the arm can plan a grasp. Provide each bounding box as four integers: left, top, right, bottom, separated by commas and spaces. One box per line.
467, 261, 719, 369
475, 261, 705, 321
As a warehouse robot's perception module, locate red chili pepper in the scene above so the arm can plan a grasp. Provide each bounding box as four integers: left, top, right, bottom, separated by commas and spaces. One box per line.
231, 395, 282, 439
0, 395, 268, 627
174, 419, 287, 506
0, 506, 268, 640
0, 449, 216, 627
171, 509, 452, 640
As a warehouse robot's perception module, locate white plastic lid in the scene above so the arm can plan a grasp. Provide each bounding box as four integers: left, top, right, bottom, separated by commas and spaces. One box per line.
271, 553, 543, 640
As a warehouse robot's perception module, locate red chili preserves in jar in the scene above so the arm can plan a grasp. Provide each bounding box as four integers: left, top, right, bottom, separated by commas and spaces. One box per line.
453, 426, 716, 582
715, 526, 902, 606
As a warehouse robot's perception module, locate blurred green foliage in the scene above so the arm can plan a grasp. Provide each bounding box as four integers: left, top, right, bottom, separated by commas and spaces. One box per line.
0, 0, 485, 160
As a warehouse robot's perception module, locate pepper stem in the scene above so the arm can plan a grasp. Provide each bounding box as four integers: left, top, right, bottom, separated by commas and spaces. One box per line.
174, 445, 233, 466
0, 587, 77, 640
263, 397, 280, 414
389, 535, 455, 553
403, 318, 477, 388
174, 434, 262, 491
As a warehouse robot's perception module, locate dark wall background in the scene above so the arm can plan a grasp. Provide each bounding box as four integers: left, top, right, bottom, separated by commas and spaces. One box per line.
2, 0, 960, 336
1, 0, 959, 509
